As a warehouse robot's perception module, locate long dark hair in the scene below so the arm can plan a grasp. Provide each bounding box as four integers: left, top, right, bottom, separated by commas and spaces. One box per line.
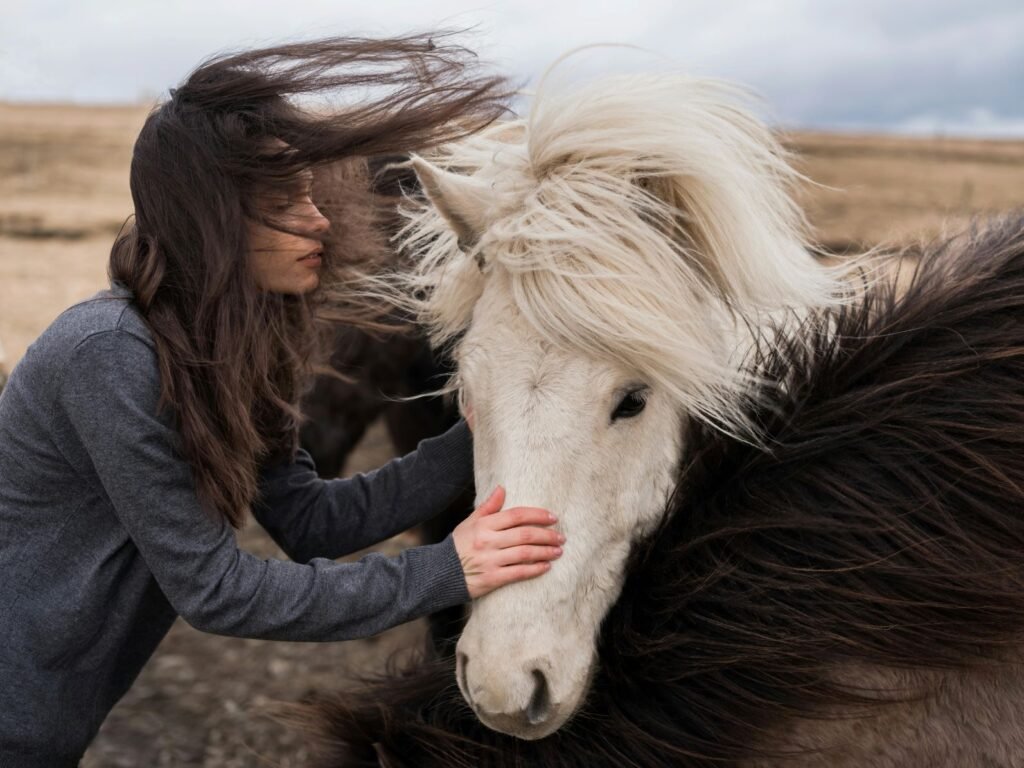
109, 34, 511, 527
291, 215, 1024, 766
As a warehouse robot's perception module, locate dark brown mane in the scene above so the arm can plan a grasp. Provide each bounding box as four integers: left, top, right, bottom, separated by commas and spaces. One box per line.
297, 215, 1024, 767
110, 36, 510, 527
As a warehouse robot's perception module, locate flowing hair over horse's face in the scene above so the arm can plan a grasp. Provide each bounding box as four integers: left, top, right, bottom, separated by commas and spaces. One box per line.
401, 72, 848, 739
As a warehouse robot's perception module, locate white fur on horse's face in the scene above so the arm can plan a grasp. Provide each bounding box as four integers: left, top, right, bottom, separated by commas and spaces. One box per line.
404, 70, 853, 740
454, 274, 683, 739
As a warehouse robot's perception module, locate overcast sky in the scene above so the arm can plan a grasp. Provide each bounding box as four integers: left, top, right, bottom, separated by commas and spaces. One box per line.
3, 0, 1023, 137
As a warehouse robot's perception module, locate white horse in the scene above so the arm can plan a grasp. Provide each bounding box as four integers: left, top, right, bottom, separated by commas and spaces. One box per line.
397, 70, 849, 740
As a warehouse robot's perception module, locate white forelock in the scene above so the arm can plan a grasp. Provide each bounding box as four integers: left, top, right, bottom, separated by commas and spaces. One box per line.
395, 71, 850, 434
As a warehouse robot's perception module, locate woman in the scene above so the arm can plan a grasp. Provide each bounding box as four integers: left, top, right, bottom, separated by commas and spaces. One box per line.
0, 36, 564, 766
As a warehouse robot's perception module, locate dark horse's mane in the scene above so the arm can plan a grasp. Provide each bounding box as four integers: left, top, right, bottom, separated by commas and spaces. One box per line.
299, 156, 458, 479
295, 215, 1024, 767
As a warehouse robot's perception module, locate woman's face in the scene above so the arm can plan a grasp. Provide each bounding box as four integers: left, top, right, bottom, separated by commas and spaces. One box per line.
248, 170, 330, 295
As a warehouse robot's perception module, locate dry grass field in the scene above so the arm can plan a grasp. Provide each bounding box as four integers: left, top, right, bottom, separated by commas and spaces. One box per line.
789, 131, 1024, 248
1, 101, 1023, 766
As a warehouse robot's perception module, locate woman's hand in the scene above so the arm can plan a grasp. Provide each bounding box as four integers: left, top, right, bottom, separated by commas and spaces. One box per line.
452, 486, 564, 599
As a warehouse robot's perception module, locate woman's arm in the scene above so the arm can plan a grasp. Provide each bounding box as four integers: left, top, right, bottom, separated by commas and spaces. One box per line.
59, 330, 467, 641
254, 421, 473, 563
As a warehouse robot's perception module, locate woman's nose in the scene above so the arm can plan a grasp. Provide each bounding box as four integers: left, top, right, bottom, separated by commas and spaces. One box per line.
308, 204, 330, 235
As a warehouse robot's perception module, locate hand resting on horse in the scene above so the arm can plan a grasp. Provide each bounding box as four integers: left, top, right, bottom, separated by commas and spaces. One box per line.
453, 486, 564, 599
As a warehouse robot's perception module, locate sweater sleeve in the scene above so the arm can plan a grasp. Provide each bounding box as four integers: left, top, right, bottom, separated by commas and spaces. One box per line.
254, 421, 474, 563
58, 330, 468, 641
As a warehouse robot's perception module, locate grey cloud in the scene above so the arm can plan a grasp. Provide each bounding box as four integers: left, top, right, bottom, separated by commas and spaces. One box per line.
1, 0, 1021, 136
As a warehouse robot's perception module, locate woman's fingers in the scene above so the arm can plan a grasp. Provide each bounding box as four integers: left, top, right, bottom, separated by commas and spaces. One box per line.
492, 525, 565, 549
495, 544, 563, 567
465, 536, 564, 597
454, 490, 565, 598
487, 505, 557, 530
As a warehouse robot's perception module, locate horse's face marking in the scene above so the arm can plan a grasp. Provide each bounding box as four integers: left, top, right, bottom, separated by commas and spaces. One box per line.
455, 277, 683, 739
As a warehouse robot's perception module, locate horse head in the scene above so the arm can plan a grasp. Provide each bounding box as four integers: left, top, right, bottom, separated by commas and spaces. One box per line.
401, 71, 845, 739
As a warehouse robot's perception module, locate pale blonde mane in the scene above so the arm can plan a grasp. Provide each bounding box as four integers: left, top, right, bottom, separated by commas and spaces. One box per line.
396, 71, 849, 433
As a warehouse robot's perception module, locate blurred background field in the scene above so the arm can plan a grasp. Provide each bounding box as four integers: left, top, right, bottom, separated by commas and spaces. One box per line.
1, 102, 1023, 766
3, 102, 1023, 366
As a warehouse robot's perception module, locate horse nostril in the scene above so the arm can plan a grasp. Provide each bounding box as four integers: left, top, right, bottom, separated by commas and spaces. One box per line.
456, 652, 472, 705
526, 668, 552, 725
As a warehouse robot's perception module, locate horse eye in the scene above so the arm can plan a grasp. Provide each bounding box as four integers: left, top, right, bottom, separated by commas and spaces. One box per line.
612, 388, 649, 421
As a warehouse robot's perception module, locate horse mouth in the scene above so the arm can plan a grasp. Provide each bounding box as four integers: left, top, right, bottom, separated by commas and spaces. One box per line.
472, 706, 570, 741
456, 647, 596, 741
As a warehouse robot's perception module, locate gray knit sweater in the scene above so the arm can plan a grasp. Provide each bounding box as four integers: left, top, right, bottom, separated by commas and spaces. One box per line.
0, 286, 473, 766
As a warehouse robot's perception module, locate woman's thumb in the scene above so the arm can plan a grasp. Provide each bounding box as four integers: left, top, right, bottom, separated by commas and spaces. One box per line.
475, 485, 505, 516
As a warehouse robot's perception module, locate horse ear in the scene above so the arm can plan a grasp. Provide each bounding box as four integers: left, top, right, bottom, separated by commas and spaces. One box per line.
411, 157, 493, 251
